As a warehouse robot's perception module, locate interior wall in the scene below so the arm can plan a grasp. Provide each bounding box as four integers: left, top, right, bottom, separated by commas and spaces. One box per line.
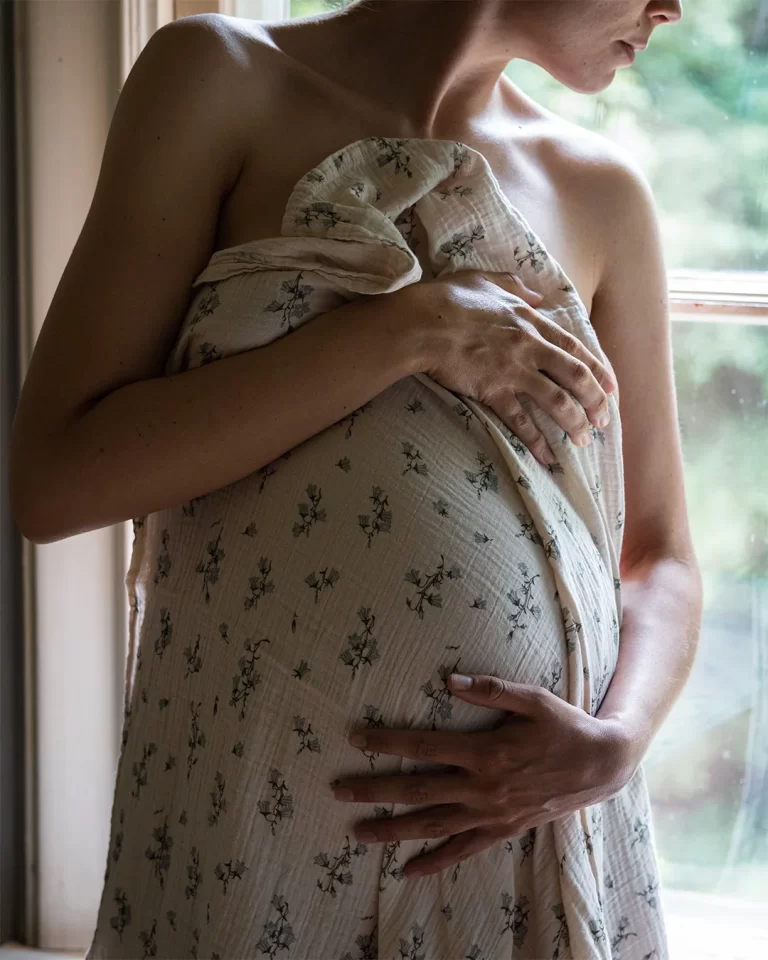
14, 0, 125, 948
175, 0, 221, 17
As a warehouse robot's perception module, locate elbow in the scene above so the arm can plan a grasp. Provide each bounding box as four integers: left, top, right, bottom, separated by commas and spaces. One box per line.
10, 477, 55, 545
11, 494, 75, 546
13, 504, 96, 547
9, 406, 99, 543
9, 446, 65, 545
10, 446, 114, 545
619, 535, 701, 582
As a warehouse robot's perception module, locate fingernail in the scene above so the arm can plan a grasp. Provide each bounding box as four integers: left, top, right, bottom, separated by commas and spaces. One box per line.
450, 673, 472, 689
542, 447, 556, 464
333, 788, 354, 801
596, 412, 610, 428
348, 733, 366, 748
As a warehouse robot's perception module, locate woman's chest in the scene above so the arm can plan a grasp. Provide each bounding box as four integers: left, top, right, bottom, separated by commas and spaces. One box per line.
213, 126, 599, 314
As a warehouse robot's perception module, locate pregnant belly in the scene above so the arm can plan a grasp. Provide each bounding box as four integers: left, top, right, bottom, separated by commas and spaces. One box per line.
130, 376, 618, 788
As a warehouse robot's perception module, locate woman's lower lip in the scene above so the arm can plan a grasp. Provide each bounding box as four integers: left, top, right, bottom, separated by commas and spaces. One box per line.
619, 41, 635, 64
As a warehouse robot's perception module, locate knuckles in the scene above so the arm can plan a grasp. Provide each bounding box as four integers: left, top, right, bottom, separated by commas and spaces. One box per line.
424, 820, 447, 839
483, 676, 508, 700
475, 741, 514, 778
504, 324, 527, 344
486, 779, 512, 807
569, 360, 590, 384
407, 785, 431, 804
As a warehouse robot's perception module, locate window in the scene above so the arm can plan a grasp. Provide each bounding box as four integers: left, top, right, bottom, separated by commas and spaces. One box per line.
246, 0, 768, 953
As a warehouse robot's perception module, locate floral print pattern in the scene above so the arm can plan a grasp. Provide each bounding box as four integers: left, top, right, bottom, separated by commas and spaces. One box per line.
85, 137, 668, 959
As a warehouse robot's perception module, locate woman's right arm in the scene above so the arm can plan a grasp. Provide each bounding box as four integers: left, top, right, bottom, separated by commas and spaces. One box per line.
10, 16, 614, 546
9, 14, 427, 545
13, 284, 425, 544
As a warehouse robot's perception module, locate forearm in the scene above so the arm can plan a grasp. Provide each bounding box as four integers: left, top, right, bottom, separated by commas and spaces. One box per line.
596, 553, 704, 754
16, 288, 427, 544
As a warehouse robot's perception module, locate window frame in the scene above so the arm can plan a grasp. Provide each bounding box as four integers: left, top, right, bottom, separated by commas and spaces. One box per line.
669, 270, 768, 324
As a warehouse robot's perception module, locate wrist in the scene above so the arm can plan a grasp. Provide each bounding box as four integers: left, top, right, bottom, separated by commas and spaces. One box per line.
381, 279, 448, 378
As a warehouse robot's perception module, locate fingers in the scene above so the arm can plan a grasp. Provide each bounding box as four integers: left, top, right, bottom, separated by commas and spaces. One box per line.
482, 271, 617, 396
345, 727, 481, 767
352, 804, 486, 847
489, 392, 558, 466
533, 356, 611, 433
403, 827, 498, 877
455, 675, 552, 715
540, 330, 617, 404
521, 311, 616, 403
440, 269, 616, 463
335, 772, 487, 807
520, 374, 595, 446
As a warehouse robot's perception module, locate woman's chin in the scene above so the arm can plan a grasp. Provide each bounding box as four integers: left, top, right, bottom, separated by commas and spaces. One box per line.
557, 68, 618, 96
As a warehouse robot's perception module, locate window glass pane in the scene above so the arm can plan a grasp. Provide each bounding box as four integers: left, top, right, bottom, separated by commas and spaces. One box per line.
290, 0, 349, 16
649, 317, 768, 903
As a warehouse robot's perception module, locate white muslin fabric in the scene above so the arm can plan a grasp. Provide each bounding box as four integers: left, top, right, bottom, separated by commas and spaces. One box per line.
85, 136, 668, 960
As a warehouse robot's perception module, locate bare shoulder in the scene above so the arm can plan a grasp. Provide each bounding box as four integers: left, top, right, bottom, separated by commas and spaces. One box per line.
179, 13, 318, 142
139, 13, 256, 160
541, 111, 654, 219
185, 12, 292, 100
528, 108, 660, 289
182, 11, 274, 59
152, 12, 253, 74
504, 77, 646, 176
154, 12, 279, 132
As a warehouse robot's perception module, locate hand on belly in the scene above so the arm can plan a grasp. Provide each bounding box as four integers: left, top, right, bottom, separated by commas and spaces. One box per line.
330, 671, 634, 878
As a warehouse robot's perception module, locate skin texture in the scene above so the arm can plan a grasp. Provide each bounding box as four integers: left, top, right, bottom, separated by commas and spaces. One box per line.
11, 0, 701, 879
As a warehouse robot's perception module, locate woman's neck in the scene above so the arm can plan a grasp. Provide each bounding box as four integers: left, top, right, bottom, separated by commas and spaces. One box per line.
271, 0, 535, 138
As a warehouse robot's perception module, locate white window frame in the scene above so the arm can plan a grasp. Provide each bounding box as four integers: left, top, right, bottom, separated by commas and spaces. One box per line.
669, 270, 768, 325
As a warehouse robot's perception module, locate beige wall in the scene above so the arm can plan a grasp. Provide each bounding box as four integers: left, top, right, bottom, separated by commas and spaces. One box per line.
15, 0, 126, 948
175, 0, 222, 16
12, 0, 246, 947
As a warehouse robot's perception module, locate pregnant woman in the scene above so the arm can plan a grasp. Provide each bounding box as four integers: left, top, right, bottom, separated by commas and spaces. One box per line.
10, 1, 703, 958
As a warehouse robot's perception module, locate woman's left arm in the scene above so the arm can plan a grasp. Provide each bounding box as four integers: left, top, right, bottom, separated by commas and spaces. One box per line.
587, 152, 704, 770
